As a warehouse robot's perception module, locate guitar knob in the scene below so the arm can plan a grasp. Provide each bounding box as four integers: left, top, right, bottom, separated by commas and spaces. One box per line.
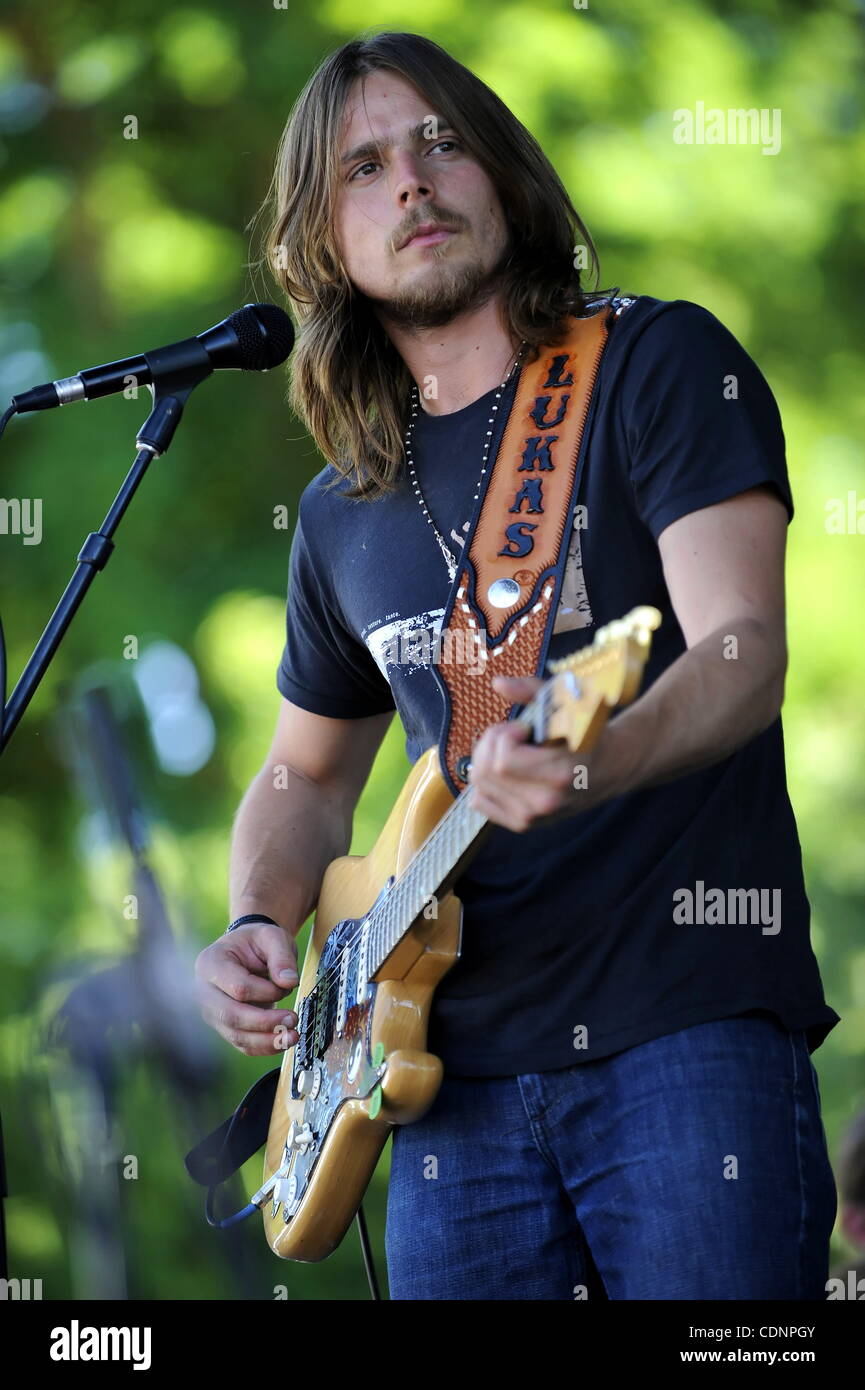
296, 1069, 313, 1096
281, 1173, 299, 1222
291, 1122, 315, 1153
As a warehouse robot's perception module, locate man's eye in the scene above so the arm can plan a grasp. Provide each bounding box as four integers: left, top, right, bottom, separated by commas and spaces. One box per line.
347, 140, 460, 182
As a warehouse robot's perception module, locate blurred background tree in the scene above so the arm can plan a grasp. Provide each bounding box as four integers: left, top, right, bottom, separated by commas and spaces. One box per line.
0, 0, 862, 1299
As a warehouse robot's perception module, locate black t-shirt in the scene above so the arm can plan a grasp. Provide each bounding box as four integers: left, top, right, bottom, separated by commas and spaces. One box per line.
276, 294, 840, 1077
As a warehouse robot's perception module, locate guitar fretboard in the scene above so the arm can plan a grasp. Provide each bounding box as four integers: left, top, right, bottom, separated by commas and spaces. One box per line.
367, 684, 554, 974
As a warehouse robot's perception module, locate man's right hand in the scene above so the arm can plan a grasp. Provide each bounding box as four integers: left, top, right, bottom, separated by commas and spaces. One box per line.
195, 920, 301, 1057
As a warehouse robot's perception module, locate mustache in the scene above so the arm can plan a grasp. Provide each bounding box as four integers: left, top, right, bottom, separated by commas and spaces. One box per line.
394, 210, 464, 250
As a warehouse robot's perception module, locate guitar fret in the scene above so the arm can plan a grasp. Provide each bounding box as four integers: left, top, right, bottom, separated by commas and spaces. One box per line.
371, 914, 380, 972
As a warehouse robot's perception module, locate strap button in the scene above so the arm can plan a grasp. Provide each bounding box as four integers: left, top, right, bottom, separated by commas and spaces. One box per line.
487, 578, 521, 608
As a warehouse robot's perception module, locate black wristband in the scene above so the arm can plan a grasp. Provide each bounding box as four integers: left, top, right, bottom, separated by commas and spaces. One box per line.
226, 913, 281, 933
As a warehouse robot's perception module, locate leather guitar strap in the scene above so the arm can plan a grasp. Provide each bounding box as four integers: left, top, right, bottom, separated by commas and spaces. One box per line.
432, 305, 614, 796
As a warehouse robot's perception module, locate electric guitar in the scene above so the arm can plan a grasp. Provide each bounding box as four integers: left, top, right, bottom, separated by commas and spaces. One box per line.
257, 605, 661, 1260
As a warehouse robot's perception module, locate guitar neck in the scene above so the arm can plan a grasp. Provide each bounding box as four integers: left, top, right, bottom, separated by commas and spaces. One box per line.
366, 697, 543, 977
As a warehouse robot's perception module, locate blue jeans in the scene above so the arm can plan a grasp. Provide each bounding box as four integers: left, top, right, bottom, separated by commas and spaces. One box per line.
384, 1014, 837, 1300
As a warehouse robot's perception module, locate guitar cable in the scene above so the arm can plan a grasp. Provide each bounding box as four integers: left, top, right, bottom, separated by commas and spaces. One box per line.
205, 1186, 382, 1299
355, 1204, 382, 1300
205, 1191, 258, 1229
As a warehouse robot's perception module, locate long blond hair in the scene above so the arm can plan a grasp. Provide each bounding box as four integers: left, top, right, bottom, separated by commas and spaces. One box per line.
254, 30, 610, 500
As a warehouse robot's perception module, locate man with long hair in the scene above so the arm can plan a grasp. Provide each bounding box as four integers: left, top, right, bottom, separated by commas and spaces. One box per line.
195, 31, 839, 1300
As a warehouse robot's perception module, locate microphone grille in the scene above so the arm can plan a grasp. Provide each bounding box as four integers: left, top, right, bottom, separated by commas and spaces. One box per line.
229, 303, 295, 371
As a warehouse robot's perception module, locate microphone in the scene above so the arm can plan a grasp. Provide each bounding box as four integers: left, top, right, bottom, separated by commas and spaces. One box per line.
11, 303, 295, 413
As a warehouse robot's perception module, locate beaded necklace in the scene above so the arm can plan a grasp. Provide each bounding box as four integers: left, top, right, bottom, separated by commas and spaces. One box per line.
403, 340, 528, 582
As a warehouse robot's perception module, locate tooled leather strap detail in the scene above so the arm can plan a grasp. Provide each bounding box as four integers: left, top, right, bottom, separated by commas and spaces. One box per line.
432, 308, 612, 796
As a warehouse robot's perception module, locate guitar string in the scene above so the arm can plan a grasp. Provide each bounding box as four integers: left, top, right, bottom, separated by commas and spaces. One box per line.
290, 773, 483, 1014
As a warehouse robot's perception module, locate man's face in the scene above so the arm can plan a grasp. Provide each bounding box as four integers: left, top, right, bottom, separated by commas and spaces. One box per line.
333, 70, 511, 329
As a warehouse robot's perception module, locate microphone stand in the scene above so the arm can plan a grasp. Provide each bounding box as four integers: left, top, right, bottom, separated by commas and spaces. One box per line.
1, 341, 212, 750
0, 344, 214, 1279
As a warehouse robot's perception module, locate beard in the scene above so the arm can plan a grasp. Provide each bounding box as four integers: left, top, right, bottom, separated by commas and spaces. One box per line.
368, 239, 511, 330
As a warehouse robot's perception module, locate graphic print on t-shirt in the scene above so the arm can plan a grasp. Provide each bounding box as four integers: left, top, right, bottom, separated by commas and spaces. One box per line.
362, 606, 448, 685
552, 514, 593, 634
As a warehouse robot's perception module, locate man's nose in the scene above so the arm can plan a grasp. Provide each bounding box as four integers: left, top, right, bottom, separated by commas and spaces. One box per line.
391, 150, 435, 202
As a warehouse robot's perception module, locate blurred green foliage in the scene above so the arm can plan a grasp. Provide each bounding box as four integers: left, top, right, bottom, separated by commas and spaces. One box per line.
0, 0, 862, 1300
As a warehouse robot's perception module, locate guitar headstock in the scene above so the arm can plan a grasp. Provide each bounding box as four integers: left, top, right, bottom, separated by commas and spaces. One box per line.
516, 606, 662, 755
